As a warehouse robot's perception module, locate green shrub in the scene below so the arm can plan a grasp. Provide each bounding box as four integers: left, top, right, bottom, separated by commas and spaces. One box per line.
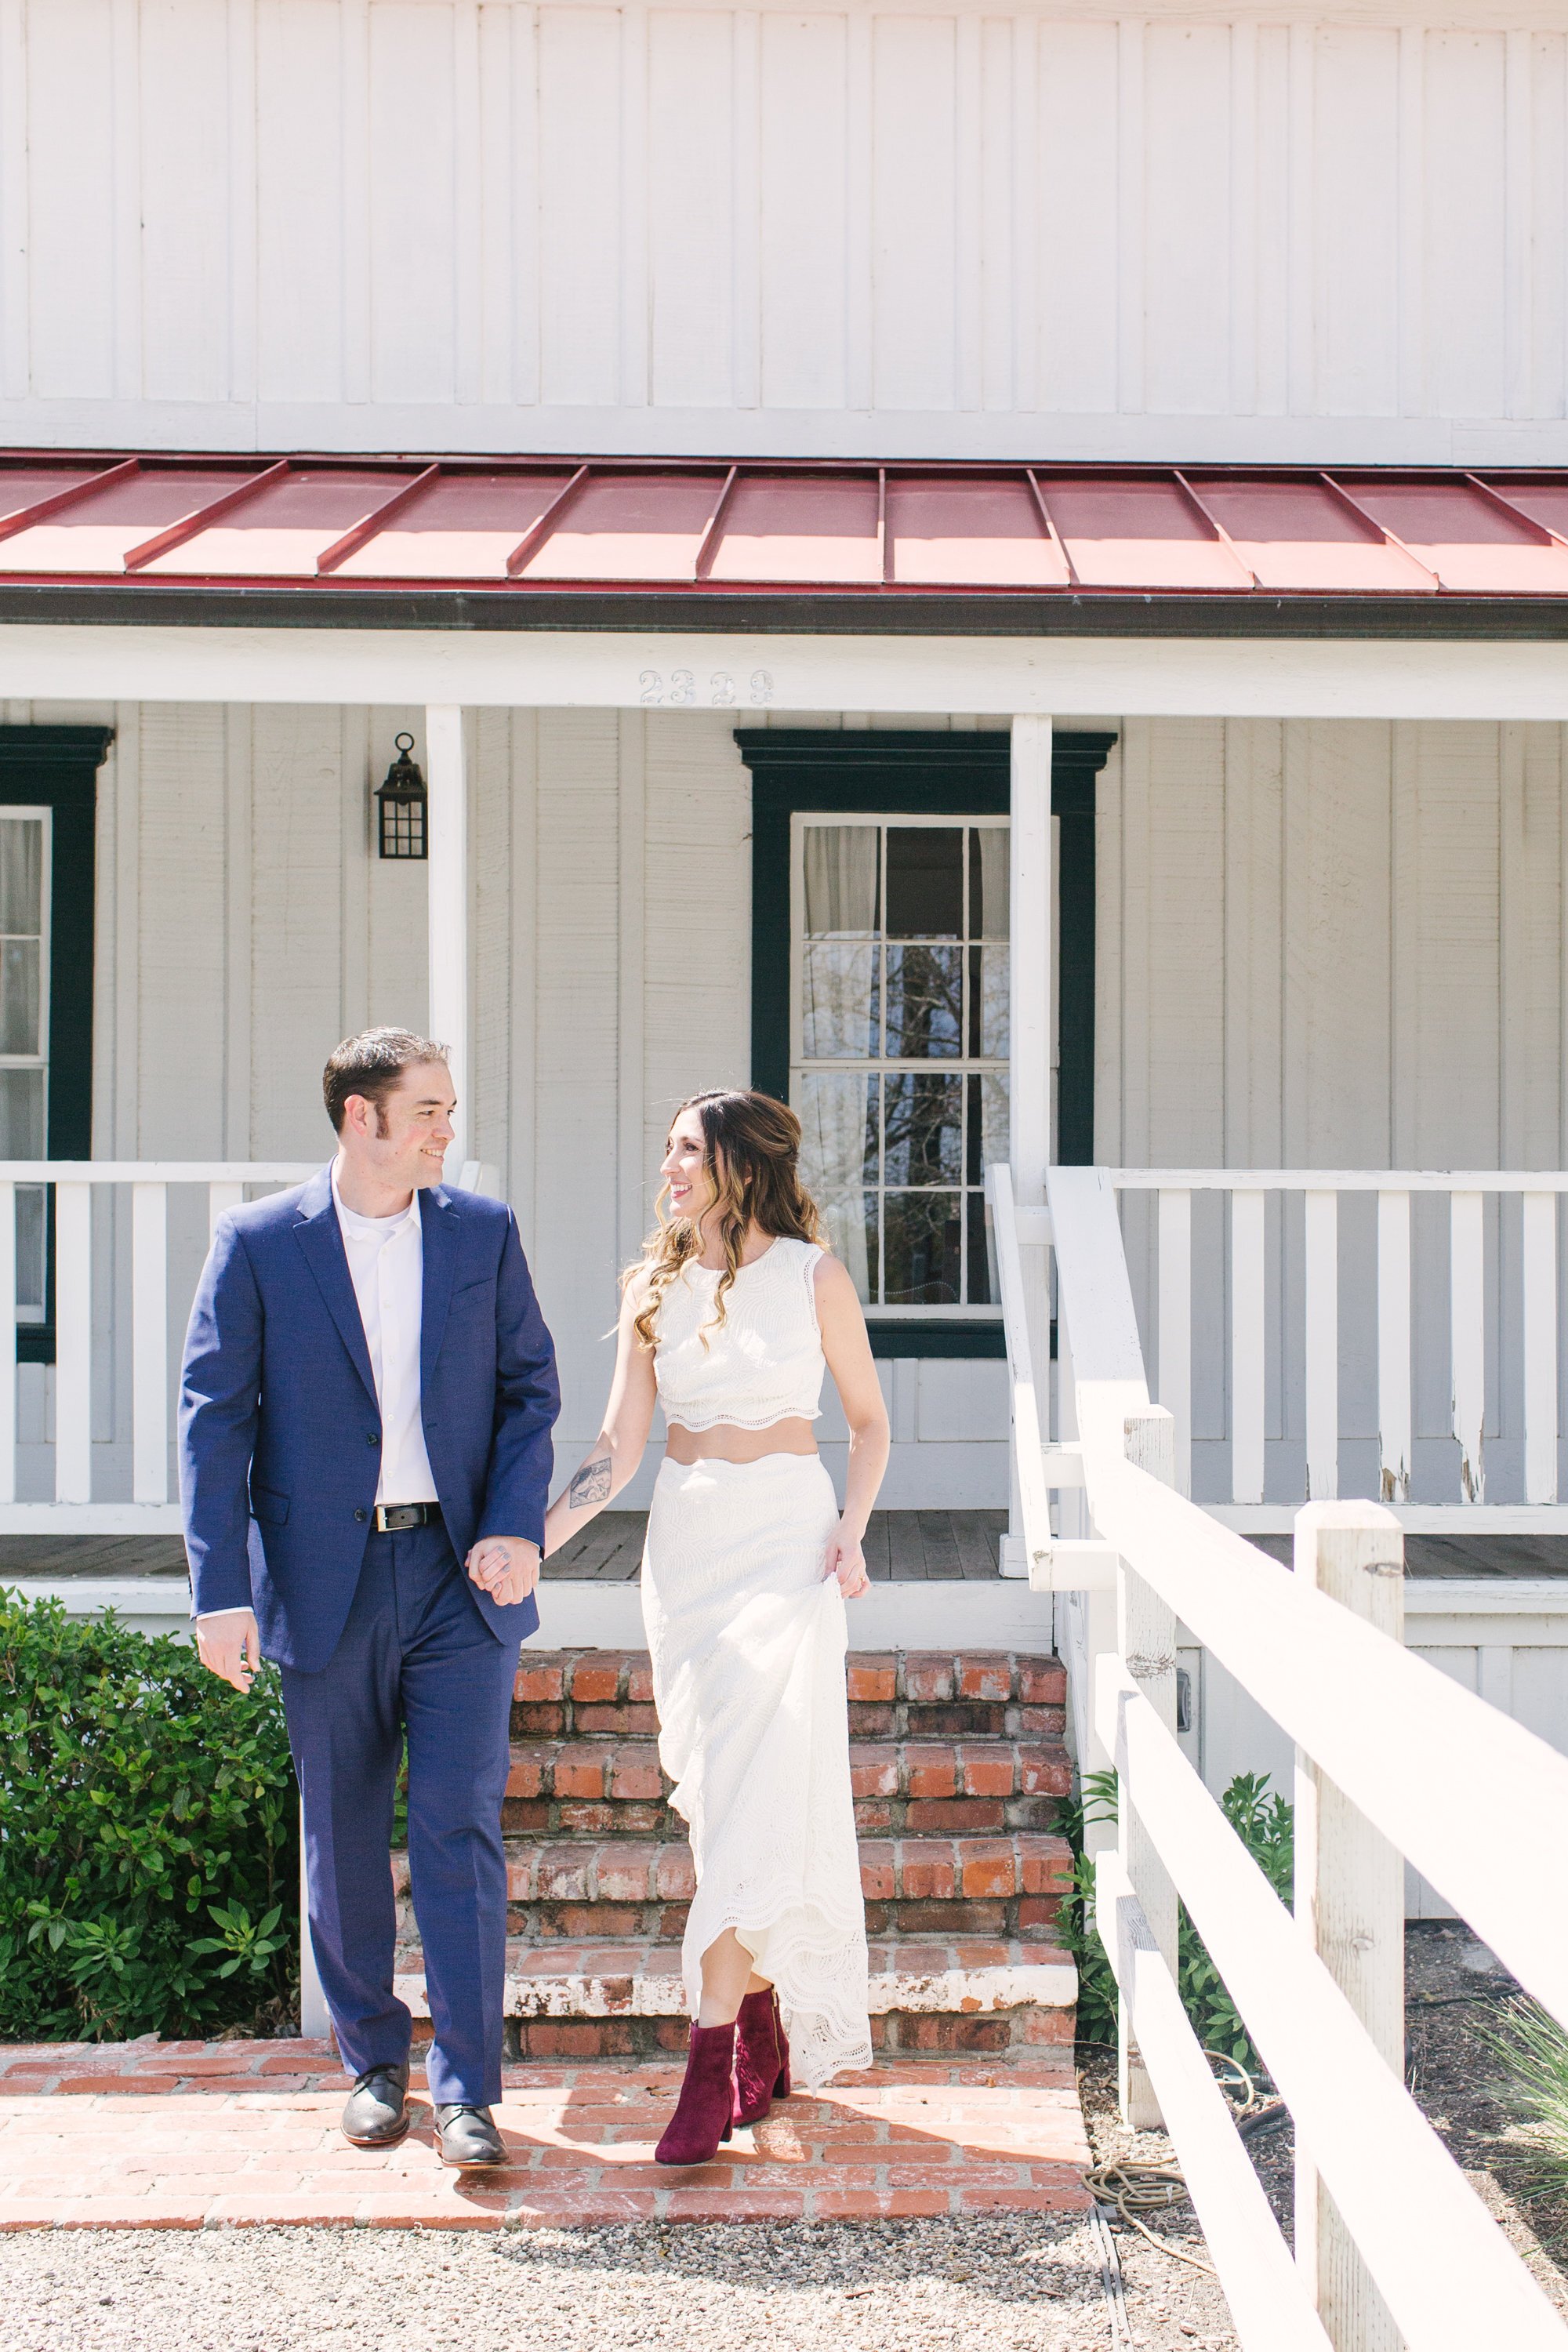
1060, 1765, 1294, 2073
0, 1589, 298, 2041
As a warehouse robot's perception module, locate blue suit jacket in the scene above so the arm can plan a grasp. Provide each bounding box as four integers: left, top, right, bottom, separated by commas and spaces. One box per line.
178, 1168, 561, 1673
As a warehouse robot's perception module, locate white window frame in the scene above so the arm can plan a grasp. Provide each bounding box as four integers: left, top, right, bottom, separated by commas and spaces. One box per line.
789, 808, 1007, 1323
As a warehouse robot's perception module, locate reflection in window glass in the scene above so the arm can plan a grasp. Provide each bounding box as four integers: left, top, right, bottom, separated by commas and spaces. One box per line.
794, 816, 1008, 1315
884, 1073, 964, 1186
884, 1191, 963, 1305
884, 944, 961, 1058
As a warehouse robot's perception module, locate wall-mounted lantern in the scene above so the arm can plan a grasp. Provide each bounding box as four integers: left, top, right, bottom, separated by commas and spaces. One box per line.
375, 732, 428, 860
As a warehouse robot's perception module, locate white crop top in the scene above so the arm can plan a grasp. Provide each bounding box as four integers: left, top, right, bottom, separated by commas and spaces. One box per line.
653, 1236, 827, 1432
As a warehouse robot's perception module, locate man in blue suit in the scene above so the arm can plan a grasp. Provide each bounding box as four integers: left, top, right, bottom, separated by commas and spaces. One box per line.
180, 1028, 560, 2168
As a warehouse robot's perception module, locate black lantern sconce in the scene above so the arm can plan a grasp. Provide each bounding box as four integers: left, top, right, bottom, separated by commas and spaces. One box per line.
375, 732, 428, 860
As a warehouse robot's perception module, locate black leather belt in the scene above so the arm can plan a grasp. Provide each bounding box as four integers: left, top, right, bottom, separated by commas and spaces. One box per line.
374, 1501, 440, 1533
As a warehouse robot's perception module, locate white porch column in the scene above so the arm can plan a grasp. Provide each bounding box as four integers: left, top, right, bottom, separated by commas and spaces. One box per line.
1007, 716, 1054, 1573
424, 705, 469, 1171
1009, 715, 1052, 1207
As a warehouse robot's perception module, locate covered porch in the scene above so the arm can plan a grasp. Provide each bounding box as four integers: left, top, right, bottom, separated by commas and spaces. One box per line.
0, 448, 1566, 1868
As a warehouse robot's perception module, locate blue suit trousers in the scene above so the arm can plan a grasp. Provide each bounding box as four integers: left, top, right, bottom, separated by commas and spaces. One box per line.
280, 1523, 521, 2107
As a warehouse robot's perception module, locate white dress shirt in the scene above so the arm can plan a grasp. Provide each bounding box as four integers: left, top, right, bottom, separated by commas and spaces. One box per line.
331, 1167, 440, 1507
196, 1172, 438, 1626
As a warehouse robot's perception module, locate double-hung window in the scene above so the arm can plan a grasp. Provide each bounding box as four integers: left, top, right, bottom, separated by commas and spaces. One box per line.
739, 725, 1112, 1359
0, 726, 111, 1360
792, 815, 1007, 1320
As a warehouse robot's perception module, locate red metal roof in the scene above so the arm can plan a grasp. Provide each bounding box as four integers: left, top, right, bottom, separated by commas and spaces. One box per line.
2, 452, 1568, 599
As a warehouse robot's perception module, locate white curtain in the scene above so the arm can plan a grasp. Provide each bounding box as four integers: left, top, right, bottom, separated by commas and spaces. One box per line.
804, 824, 877, 934
975, 826, 1009, 939
799, 1074, 873, 1303
802, 826, 879, 1061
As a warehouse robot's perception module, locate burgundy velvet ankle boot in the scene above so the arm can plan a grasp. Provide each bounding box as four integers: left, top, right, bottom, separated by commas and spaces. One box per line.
655, 2022, 737, 2166
733, 1987, 790, 2127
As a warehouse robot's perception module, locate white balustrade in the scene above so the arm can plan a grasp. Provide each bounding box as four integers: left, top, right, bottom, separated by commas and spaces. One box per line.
1376, 1189, 1412, 1505
989, 1160, 1568, 2352
1230, 1188, 1266, 1508
1108, 1170, 1568, 1525
1525, 1192, 1560, 1506
1156, 1189, 1192, 1497
0, 1162, 316, 1529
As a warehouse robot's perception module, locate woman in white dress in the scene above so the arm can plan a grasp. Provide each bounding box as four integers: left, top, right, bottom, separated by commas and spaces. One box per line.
543, 1088, 890, 2165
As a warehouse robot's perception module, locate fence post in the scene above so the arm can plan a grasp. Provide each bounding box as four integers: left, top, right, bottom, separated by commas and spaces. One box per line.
1117, 1403, 1180, 2129
1294, 1501, 1405, 2352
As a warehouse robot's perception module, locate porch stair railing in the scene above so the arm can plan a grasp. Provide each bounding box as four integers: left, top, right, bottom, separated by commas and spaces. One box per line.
988, 1161, 1568, 2352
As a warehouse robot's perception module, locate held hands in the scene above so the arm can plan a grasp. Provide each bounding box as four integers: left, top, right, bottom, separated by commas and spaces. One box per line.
197, 1609, 261, 1694
823, 1523, 870, 1600
466, 1535, 542, 1607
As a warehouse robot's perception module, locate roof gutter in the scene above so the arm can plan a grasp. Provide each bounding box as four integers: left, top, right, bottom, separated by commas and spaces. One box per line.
0, 583, 1566, 640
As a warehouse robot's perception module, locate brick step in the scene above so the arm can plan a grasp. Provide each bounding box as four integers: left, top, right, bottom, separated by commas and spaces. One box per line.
394, 1831, 1071, 1944
511, 1648, 1066, 1743
504, 1735, 1071, 1838
390, 1935, 1076, 2060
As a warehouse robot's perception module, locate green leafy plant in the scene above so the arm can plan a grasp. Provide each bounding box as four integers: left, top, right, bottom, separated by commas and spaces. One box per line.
1061, 1762, 1294, 2073
0, 1589, 299, 2040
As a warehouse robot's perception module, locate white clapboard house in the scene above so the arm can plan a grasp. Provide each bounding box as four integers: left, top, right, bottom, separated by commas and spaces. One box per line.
9, 7, 1568, 2306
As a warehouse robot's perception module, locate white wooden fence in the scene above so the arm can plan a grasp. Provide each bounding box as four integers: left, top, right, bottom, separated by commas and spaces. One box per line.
1111, 1171, 1567, 1529
0, 1158, 497, 1528
990, 1160, 1568, 2352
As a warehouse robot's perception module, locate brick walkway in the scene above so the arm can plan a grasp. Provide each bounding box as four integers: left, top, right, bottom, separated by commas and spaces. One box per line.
0, 2040, 1090, 2230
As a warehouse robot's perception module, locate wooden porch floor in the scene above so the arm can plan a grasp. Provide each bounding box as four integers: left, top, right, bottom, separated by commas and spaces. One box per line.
543, 1509, 1009, 1582
0, 1511, 1011, 1585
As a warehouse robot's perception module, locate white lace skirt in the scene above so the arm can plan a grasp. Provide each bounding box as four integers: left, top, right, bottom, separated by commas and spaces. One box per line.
641, 1451, 872, 2089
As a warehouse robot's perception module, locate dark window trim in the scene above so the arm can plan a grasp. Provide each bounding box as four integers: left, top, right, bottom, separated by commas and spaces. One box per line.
0, 727, 114, 1363
736, 726, 1116, 1359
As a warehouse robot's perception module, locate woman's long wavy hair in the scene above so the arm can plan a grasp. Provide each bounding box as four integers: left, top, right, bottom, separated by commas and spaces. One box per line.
629, 1090, 827, 1352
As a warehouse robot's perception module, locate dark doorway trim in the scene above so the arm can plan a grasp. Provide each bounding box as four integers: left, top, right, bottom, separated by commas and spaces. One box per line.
0, 726, 114, 1363
736, 726, 1116, 1358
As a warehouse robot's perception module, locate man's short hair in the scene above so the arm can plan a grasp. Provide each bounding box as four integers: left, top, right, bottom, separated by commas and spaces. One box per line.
322, 1029, 450, 1134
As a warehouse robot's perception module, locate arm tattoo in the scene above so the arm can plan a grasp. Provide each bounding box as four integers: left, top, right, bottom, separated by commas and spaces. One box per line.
568, 1454, 612, 1508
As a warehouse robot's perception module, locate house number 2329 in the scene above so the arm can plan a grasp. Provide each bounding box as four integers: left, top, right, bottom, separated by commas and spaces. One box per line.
638, 669, 774, 707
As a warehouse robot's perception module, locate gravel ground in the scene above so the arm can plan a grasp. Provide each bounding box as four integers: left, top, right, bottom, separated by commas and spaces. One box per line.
1, 2212, 1163, 2352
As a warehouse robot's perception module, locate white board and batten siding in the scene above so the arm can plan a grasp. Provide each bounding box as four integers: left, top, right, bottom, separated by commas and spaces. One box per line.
20, 701, 1004, 1509
1100, 717, 1568, 1508
0, 2, 1566, 463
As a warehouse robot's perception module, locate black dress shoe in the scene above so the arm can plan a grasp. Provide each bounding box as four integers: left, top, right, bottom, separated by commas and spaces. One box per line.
342, 2063, 411, 2147
435, 2103, 506, 2168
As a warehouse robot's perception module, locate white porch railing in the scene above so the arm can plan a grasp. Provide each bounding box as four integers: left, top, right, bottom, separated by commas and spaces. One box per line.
0, 1157, 497, 1529
989, 1161, 1568, 2352
1110, 1169, 1566, 1529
